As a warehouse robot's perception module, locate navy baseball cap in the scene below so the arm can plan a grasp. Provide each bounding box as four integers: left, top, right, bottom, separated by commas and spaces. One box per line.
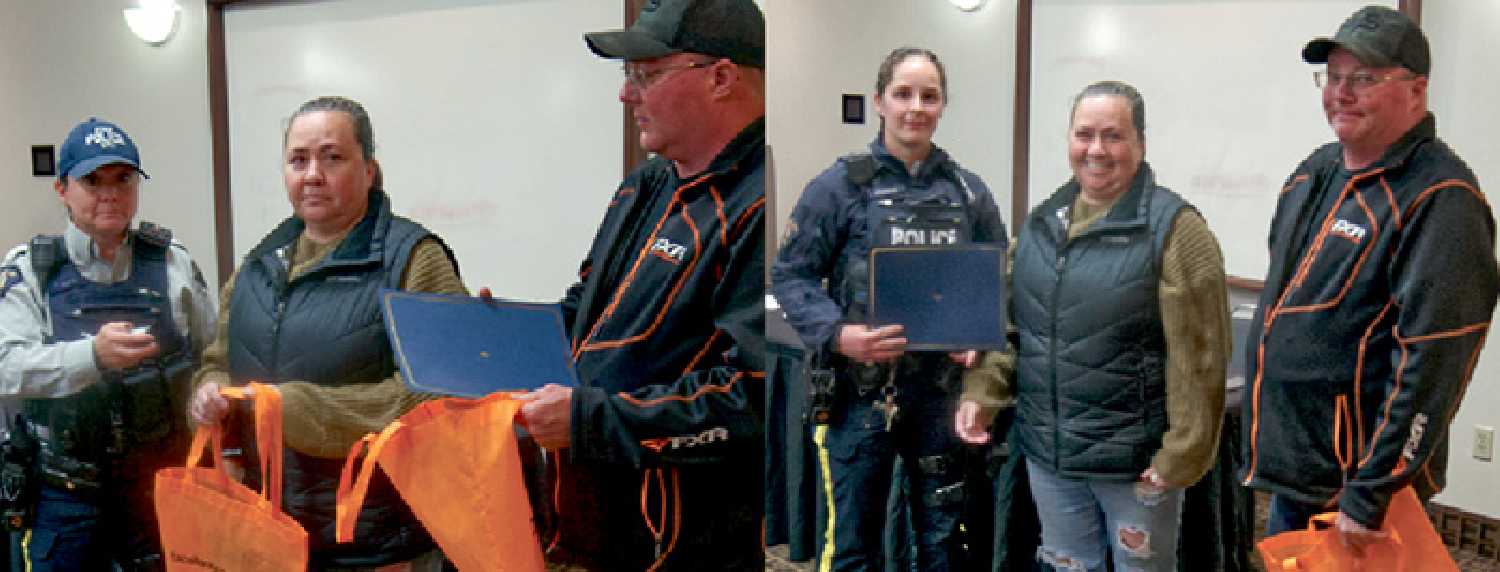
56, 118, 149, 181
1303, 5, 1430, 75
585, 0, 764, 68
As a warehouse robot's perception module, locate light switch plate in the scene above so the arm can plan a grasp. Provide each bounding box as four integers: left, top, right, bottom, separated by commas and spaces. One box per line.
1474, 425, 1494, 462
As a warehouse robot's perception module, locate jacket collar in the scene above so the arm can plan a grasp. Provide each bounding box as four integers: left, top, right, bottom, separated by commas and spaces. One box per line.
689, 116, 765, 182
867, 136, 954, 184
1348, 113, 1436, 174
247, 189, 394, 269
1035, 161, 1158, 237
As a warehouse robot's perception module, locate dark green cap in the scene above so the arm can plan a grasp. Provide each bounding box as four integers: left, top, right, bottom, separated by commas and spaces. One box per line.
1303, 5, 1430, 75
584, 0, 764, 69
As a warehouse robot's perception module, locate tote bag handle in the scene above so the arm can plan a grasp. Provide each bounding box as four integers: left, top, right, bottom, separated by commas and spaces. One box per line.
209, 383, 288, 515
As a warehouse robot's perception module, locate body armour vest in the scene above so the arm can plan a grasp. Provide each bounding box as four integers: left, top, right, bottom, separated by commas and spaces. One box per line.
837, 152, 977, 324
227, 190, 451, 566
25, 230, 191, 476
1011, 165, 1188, 480
830, 152, 981, 392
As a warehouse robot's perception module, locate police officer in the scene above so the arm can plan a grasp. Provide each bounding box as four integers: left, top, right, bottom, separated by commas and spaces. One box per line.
0, 118, 215, 571
772, 47, 1007, 571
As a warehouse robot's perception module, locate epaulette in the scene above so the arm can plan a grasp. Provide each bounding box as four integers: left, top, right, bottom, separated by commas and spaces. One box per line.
839, 153, 878, 187
134, 221, 173, 248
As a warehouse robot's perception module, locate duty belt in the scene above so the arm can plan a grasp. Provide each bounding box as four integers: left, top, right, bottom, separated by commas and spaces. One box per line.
35, 445, 103, 496
109, 349, 191, 385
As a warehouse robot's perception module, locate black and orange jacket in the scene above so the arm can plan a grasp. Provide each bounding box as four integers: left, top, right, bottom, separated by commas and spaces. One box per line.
550, 119, 765, 570
1241, 115, 1497, 528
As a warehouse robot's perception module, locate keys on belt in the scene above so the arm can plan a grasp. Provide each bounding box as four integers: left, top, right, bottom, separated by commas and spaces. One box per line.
870, 376, 900, 432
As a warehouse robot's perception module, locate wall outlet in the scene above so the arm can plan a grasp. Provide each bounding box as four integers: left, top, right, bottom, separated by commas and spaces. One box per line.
1475, 426, 1495, 462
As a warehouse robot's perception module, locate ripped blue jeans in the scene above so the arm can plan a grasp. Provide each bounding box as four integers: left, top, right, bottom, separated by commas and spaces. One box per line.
1024, 459, 1183, 572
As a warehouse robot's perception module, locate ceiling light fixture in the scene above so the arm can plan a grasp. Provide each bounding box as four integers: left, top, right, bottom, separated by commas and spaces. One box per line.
950, 0, 986, 12
124, 0, 181, 45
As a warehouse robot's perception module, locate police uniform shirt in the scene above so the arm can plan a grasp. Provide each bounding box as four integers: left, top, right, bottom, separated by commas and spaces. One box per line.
0, 222, 216, 401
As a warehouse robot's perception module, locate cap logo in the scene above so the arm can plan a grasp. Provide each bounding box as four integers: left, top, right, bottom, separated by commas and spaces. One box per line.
1355, 11, 1385, 30
83, 126, 126, 149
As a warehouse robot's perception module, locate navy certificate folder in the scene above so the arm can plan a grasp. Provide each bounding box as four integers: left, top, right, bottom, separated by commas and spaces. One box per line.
868, 245, 1006, 351
381, 290, 579, 397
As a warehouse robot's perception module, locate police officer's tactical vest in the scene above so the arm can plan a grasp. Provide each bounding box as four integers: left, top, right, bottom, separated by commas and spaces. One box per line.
838, 152, 977, 322
22, 224, 192, 490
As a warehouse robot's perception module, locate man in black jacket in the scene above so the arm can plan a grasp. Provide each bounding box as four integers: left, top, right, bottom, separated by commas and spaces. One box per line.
1242, 5, 1497, 553
512, 0, 766, 569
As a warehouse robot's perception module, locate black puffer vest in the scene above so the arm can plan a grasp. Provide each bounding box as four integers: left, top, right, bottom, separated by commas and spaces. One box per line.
228, 190, 447, 566
1012, 164, 1187, 480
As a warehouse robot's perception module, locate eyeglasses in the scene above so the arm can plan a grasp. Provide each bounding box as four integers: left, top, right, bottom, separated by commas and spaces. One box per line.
622, 59, 714, 91
1314, 69, 1417, 92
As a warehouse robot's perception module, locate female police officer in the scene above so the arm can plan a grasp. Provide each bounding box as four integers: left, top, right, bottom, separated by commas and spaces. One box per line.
772, 47, 1007, 571
0, 118, 216, 571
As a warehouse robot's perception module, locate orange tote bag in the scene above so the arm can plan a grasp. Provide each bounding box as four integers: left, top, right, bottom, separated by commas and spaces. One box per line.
336, 392, 544, 572
1256, 486, 1457, 572
155, 383, 308, 571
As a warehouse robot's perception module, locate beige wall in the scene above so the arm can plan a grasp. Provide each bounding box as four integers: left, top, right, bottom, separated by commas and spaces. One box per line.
0, 0, 216, 285
767, 0, 1017, 246
1424, 0, 1500, 519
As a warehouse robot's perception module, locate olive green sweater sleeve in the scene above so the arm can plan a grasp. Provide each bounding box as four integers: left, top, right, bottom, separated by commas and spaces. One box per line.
190, 237, 466, 459
1150, 210, 1231, 487
276, 237, 467, 458
960, 248, 1017, 428
960, 350, 1016, 424
188, 270, 237, 399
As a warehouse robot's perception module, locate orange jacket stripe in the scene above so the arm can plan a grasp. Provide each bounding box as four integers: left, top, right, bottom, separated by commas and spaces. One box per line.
1379, 179, 1403, 231
616, 371, 747, 409
709, 186, 729, 245
1403, 180, 1488, 222
579, 196, 705, 353
573, 175, 712, 359
731, 197, 766, 243
1277, 174, 1383, 315
1359, 327, 1410, 468
681, 329, 725, 375
645, 468, 684, 572
1246, 168, 1384, 483
572, 185, 690, 360
1353, 300, 1398, 456
1280, 174, 1310, 195
1350, 322, 1488, 468
1333, 395, 1348, 470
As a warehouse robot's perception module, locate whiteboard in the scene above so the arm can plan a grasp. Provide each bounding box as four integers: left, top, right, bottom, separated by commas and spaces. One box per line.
1030, 0, 1391, 280
225, 0, 622, 301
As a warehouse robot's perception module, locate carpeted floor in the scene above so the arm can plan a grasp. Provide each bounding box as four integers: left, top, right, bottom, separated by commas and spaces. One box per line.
764, 492, 1500, 571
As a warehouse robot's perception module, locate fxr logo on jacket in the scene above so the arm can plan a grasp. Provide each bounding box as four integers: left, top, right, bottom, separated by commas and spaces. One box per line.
651, 237, 689, 264
1329, 219, 1368, 243
640, 427, 730, 453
